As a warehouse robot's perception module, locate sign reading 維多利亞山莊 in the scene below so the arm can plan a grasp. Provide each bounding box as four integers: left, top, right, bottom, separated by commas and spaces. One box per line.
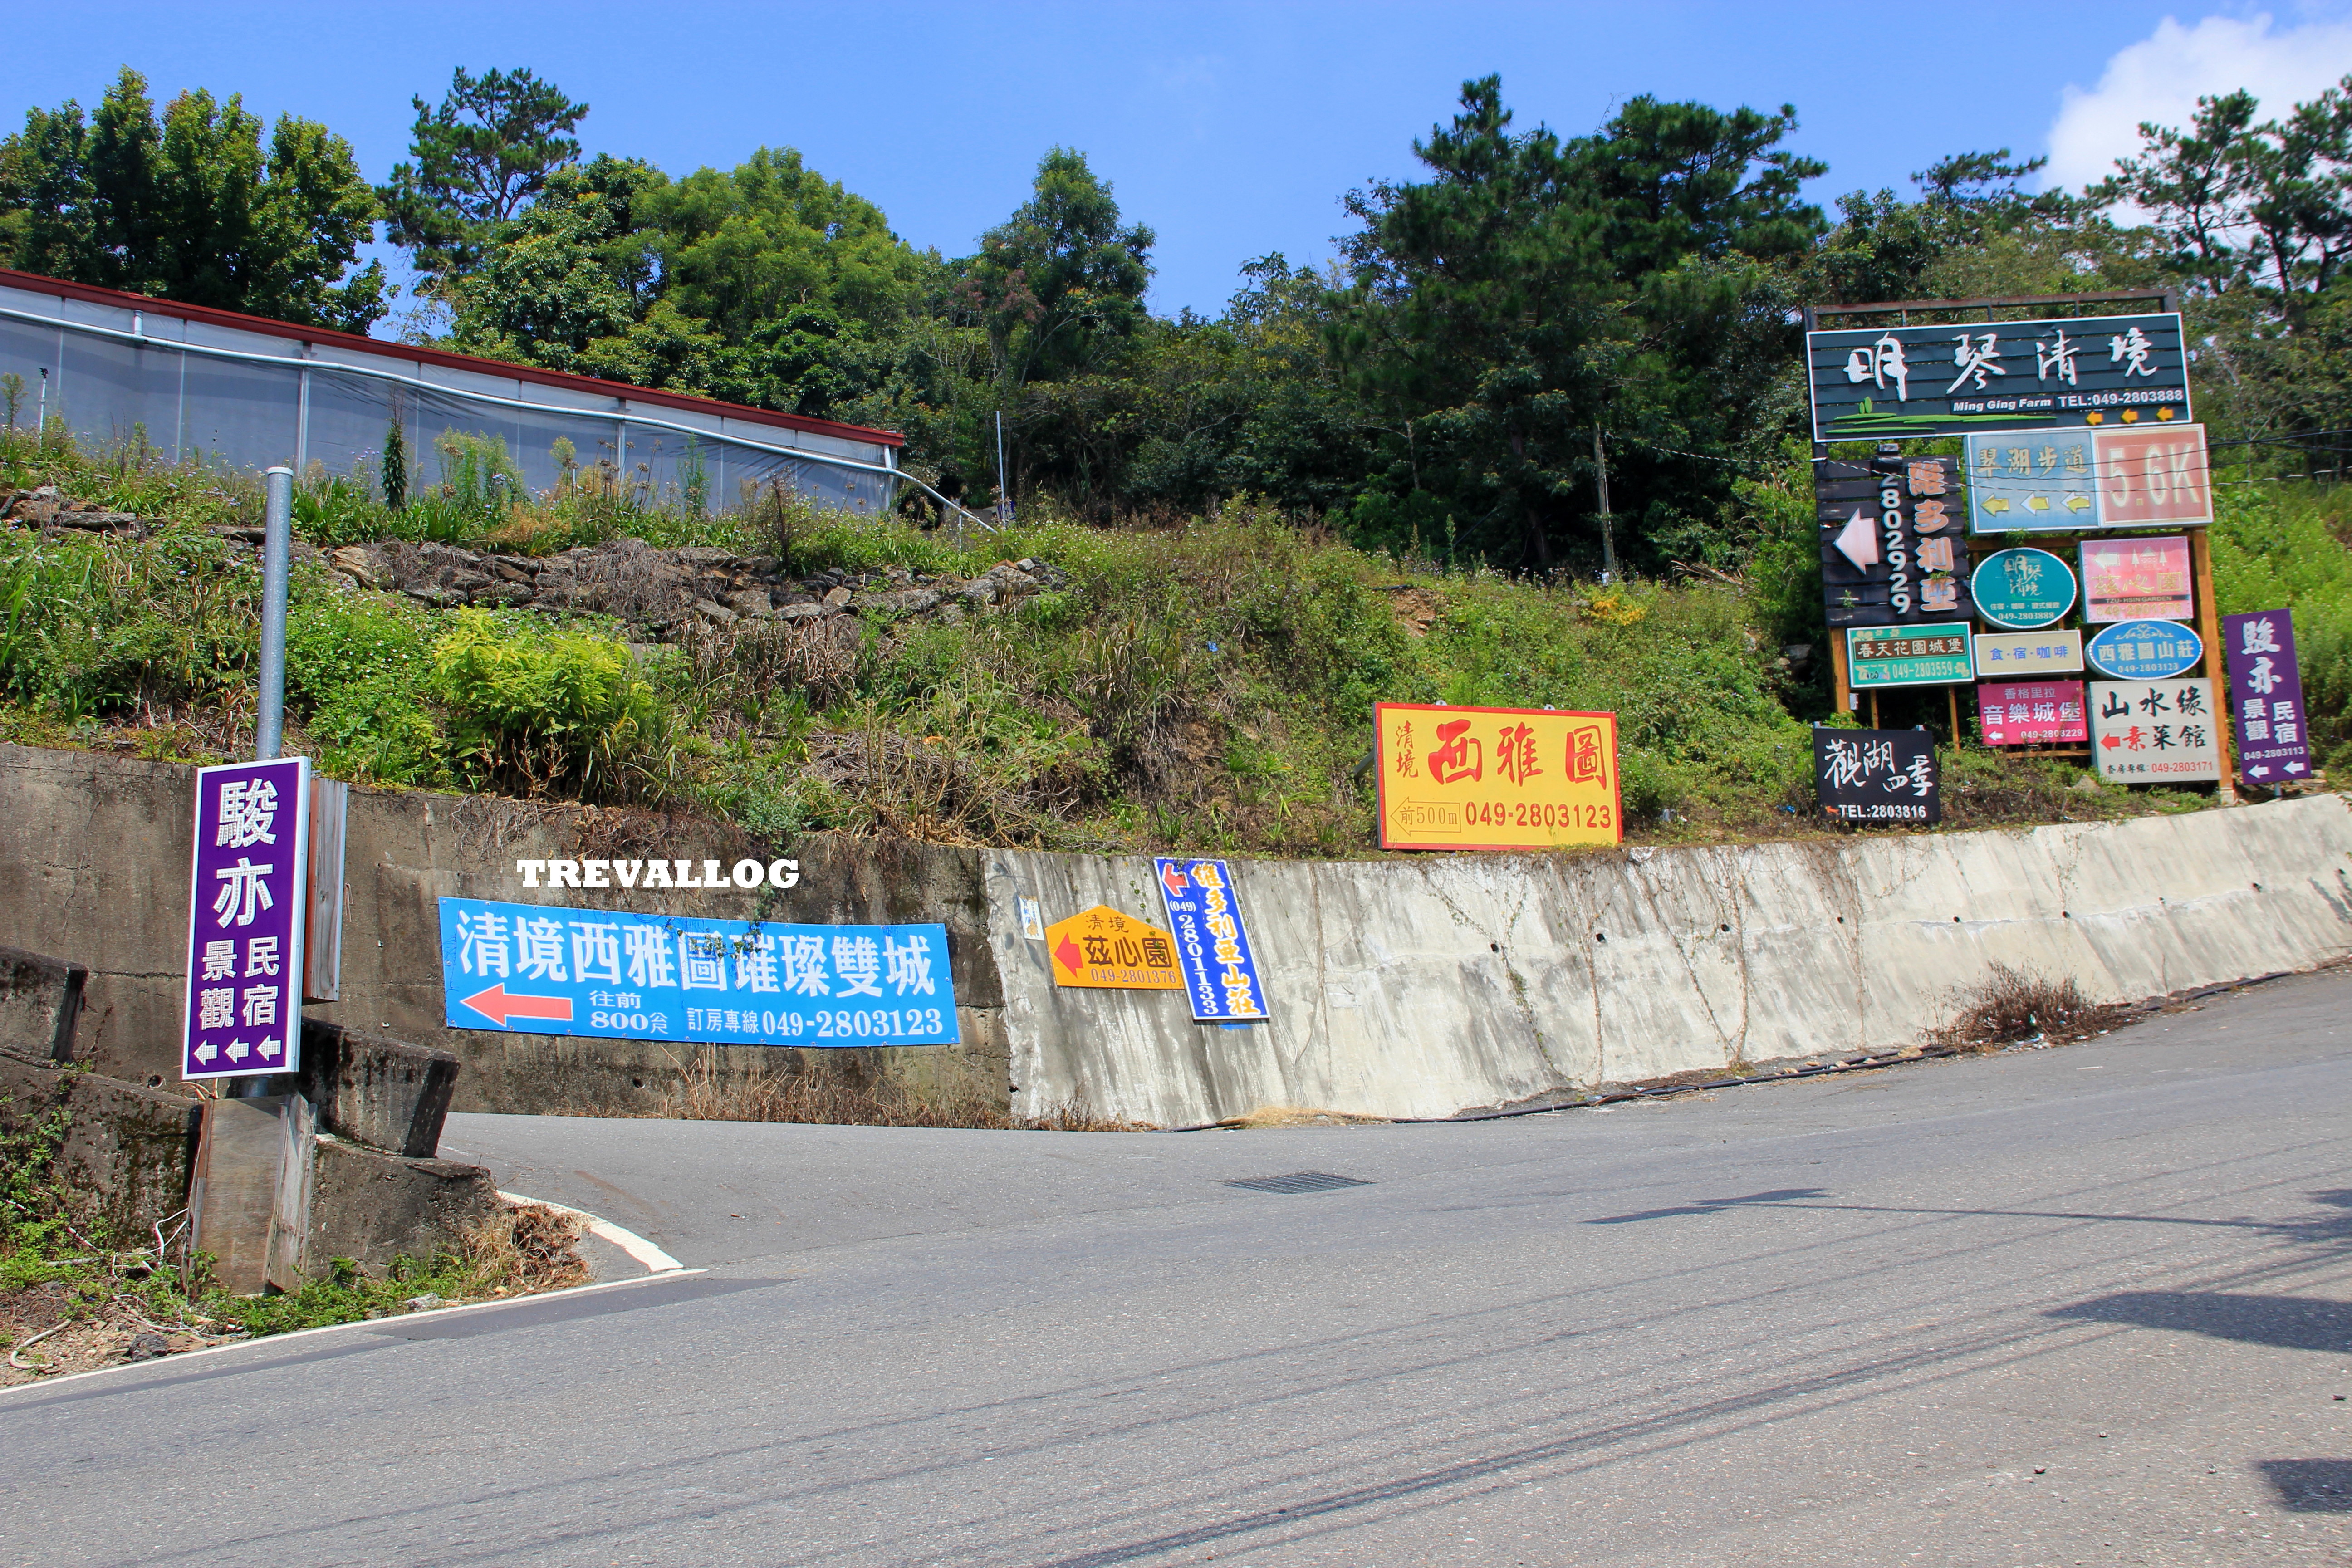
1977, 680, 2088, 746
1846, 624, 1973, 688
1814, 728, 1940, 824
2222, 609, 2313, 786
435, 897, 958, 1046
183, 757, 310, 1081
1046, 906, 1180, 990
1816, 456, 1969, 627
1807, 314, 2189, 441
1373, 702, 1622, 849
1153, 858, 1269, 1023
2090, 679, 2221, 783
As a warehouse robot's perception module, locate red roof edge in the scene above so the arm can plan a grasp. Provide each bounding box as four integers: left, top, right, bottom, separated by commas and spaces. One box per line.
0, 266, 907, 450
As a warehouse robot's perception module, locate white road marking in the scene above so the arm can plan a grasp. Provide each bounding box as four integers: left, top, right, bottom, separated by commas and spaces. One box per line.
498, 1190, 684, 1274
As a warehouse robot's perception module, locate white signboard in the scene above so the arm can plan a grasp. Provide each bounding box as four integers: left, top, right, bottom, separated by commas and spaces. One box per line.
1973, 628, 2084, 678
2089, 678, 2221, 784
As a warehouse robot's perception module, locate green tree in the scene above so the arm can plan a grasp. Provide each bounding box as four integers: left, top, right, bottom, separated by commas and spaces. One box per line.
378, 67, 589, 286
0, 67, 384, 332
959, 148, 1155, 395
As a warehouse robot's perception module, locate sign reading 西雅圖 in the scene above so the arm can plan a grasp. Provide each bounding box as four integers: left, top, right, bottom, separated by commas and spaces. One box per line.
1807, 314, 2189, 441
1046, 906, 1181, 990
2090, 679, 2221, 782
183, 757, 310, 1081
1977, 681, 2087, 746
435, 897, 958, 1047
1972, 628, 2084, 678
2081, 536, 2192, 622
1154, 858, 1269, 1023
1816, 456, 1970, 627
2222, 609, 2313, 786
1846, 624, 1973, 688
1814, 729, 1940, 824
1374, 702, 1622, 850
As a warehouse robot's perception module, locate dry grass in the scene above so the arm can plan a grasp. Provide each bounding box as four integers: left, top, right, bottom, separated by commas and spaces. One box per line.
583, 1050, 1150, 1131
1927, 963, 2128, 1051
461, 1203, 591, 1296
1215, 1104, 1391, 1128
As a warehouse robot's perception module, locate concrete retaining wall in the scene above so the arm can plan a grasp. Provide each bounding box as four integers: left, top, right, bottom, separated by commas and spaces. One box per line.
987, 795, 2352, 1126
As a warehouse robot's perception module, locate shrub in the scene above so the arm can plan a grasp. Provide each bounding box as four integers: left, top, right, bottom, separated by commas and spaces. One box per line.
429, 611, 662, 799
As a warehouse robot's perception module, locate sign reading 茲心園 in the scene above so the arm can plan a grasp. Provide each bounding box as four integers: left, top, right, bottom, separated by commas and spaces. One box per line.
1154, 858, 1269, 1023
1373, 702, 1621, 849
1816, 456, 1970, 627
1846, 624, 1974, 688
1972, 628, 2084, 678
184, 757, 311, 1080
1970, 547, 2078, 629
1977, 680, 2087, 746
1807, 313, 2189, 441
1814, 729, 1940, 824
1046, 905, 1180, 990
436, 897, 958, 1046
2222, 609, 2312, 786
2081, 535, 2192, 622
2090, 679, 2221, 782
2085, 619, 2204, 681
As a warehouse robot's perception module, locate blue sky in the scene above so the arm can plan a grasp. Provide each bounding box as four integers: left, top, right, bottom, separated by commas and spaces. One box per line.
13, 3, 2352, 322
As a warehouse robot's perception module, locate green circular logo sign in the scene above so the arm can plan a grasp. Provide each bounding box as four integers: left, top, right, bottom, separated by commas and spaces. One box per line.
1970, 548, 2078, 630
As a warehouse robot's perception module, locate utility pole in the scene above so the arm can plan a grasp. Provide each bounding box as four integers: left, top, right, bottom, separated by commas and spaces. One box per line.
1593, 428, 1617, 584
995, 411, 1013, 527
255, 466, 293, 761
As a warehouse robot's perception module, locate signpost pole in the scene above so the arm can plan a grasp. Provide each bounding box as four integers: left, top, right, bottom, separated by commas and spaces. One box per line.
2190, 527, 2236, 802
1832, 637, 1853, 717
255, 465, 293, 762
1947, 686, 1961, 746
1593, 429, 1617, 583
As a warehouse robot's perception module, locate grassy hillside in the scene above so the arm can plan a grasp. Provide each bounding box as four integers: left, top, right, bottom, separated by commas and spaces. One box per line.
3, 426, 2344, 857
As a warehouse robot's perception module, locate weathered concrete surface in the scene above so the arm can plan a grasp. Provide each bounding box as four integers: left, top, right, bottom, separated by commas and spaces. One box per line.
0, 744, 1007, 1114
0, 1047, 198, 1239
0, 945, 84, 1063
989, 794, 2352, 1126
297, 1019, 457, 1158
190, 1094, 298, 1295
302, 1137, 503, 1275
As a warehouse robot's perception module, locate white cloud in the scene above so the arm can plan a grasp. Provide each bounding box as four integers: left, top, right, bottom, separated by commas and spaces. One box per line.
2045, 12, 2352, 194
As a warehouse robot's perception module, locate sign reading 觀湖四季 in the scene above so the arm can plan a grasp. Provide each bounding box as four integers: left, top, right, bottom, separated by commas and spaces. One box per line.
1816, 456, 1969, 627
1972, 628, 2083, 678
1154, 858, 1269, 1023
435, 897, 958, 1046
2085, 619, 2203, 681
2090, 679, 2221, 782
1846, 624, 1973, 688
1046, 905, 1180, 990
1374, 702, 1621, 849
183, 757, 311, 1080
2222, 609, 2312, 786
1970, 548, 2077, 630
2081, 536, 2192, 622
1814, 729, 1940, 824
1807, 314, 2189, 441
1977, 681, 2087, 746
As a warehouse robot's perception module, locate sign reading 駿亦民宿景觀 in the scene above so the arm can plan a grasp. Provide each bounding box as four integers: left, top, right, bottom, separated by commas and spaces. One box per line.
1373, 702, 1621, 849
2090, 679, 2221, 783
1154, 858, 1269, 1024
1846, 624, 1973, 688
1807, 314, 2189, 442
1816, 456, 1969, 628
183, 757, 310, 1081
2222, 609, 2312, 786
1814, 729, 1940, 824
435, 897, 958, 1047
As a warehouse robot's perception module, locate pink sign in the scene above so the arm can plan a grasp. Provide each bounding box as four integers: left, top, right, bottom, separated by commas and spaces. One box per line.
2080, 535, 2191, 623
1977, 681, 2088, 746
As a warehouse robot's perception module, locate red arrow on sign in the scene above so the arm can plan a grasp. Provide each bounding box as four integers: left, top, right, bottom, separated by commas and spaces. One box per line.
1158, 862, 1190, 897
461, 984, 575, 1027
1054, 934, 1086, 977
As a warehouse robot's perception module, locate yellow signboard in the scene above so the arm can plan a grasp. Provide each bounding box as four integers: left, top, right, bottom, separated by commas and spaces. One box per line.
1046, 905, 1181, 989
1374, 702, 1622, 850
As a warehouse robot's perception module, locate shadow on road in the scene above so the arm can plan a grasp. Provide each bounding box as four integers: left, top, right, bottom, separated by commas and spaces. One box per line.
2046, 1290, 2352, 1353
2258, 1460, 2352, 1512
1585, 1188, 1828, 1225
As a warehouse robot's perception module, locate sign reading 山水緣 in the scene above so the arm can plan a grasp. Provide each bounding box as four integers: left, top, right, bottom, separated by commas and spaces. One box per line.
183, 757, 310, 1081
2090, 679, 2221, 783
1807, 313, 2189, 442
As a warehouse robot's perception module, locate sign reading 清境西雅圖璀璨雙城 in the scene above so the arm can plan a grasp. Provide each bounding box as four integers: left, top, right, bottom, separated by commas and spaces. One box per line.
1816, 456, 1969, 628
434, 897, 958, 1047
2089, 679, 2221, 783
1846, 624, 1973, 688
1154, 858, 1269, 1024
1814, 729, 1940, 824
1373, 702, 1621, 849
1976, 680, 2087, 746
183, 757, 310, 1080
2222, 609, 2313, 787
1807, 314, 2189, 442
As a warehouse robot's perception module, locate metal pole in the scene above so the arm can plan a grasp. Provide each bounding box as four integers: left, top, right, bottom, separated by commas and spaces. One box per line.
1593, 428, 1617, 583
256, 466, 293, 761
995, 410, 1013, 526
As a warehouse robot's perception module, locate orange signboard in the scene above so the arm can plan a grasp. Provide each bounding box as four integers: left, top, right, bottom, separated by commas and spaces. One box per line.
2092, 424, 2212, 527
1374, 702, 1622, 851
1045, 906, 1181, 989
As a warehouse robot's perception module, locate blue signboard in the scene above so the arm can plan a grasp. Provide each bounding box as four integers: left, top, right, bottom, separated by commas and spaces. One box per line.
2085, 619, 2203, 681
1153, 858, 1269, 1023
1970, 547, 2078, 630
435, 897, 958, 1046
1963, 429, 2102, 532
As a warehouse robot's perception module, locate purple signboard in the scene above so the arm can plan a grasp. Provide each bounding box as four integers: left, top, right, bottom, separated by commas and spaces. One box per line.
182, 757, 309, 1079
2222, 609, 2313, 786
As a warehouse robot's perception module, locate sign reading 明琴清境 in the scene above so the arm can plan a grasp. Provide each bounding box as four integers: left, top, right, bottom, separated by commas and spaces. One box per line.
1807, 314, 2189, 441
183, 757, 310, 1081
435, 897, 958, 1046
1846, 624, 1973, 688
2222, 609, 2312, 786
1374, 702, 1621, 849
1154, 858, 1269, 1023
1814, 729, 1940, 824
2090, 679, 2221, 783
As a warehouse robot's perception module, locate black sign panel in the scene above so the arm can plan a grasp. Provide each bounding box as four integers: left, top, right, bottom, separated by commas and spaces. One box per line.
1818, 455, 1972, 628
1806, 312, 2190, 441
1814, 728, 1941, 824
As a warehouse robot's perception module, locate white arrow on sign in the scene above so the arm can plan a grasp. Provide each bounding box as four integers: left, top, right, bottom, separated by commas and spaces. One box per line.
193, 1040, 217, 1065
257, 1038, 282, 1061
2249, 765, 2271, 778
225, 1039, 250, 1063
1833, 507, 1879, 571
2286, 760, 2308, 773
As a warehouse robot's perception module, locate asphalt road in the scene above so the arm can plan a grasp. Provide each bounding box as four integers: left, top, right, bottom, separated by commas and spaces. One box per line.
8, 970, 2352, 1567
